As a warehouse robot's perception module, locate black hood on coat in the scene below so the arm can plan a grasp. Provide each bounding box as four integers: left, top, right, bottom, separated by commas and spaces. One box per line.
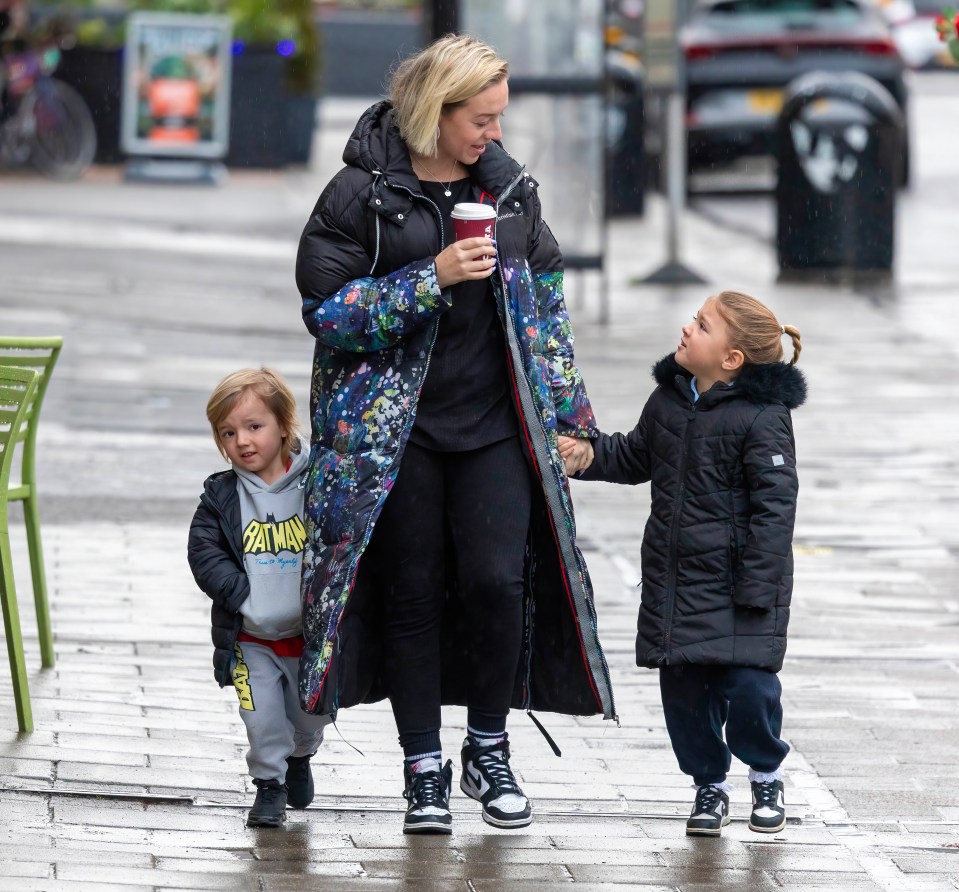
343, 100, 526, 201
652, 353, 807, 411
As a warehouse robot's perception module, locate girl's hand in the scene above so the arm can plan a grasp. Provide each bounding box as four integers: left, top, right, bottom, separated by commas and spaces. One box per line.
434, 237, 496, 289
558, 435, 594, 476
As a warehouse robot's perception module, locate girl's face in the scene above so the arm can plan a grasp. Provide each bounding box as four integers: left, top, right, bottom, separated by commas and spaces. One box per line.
436, 79, 509, 168
218, 390, 287, 485
675, 298, 736, 384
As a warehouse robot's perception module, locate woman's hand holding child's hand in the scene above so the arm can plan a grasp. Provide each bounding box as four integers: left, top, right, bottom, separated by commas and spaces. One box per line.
558, 435, 594, 477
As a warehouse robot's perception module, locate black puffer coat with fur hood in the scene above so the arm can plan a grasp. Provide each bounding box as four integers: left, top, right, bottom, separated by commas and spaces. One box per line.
581, 354, 806, 672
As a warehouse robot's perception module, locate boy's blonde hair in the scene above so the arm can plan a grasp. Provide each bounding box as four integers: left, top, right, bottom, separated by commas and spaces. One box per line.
389, 34, 509, 158
713, 291, 802, 366
206, 368, 302, 464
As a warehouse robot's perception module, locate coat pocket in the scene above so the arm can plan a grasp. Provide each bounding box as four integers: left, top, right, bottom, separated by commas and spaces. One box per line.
726, 523, 737, 598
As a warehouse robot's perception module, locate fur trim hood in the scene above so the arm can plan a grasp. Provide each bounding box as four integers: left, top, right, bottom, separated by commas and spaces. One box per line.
652, 353, 807, 410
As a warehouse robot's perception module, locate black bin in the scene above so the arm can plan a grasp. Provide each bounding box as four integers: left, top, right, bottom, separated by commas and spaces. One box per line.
776, 72, 903, 274
605, 62, 645, 218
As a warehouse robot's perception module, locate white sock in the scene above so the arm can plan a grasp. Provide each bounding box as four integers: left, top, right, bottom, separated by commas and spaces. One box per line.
748, 768, 783, 784
406, 752, 442, 772
467, 726, 506, 746
693, 781, 734, 794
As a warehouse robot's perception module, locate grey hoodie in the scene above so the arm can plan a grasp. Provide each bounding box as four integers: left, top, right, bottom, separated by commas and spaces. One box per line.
234, 437, 309, 640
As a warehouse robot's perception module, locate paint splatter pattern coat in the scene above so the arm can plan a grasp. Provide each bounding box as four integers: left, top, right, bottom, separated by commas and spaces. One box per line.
294, 101, 615, 721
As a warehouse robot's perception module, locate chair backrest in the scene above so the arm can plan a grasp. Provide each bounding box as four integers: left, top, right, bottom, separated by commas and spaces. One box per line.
0, 337, 63, 482
0, 366, 39, 496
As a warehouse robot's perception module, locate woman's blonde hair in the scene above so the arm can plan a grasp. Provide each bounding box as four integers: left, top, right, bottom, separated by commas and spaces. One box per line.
713, 291, 802, 366
389, 34, 509, 157
206, 367, 302, 463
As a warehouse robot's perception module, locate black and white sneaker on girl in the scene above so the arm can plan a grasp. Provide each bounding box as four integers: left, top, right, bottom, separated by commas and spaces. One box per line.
749, 780, 786, 833
686, 784, 731, 836
460, 735, 533, 829
402, 757, 453, 834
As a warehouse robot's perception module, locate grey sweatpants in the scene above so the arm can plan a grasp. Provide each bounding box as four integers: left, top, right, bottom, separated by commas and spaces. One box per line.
232, 640, 331, 783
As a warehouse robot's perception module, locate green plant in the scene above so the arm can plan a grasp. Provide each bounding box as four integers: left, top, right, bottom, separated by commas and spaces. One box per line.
69, 0, 321, 94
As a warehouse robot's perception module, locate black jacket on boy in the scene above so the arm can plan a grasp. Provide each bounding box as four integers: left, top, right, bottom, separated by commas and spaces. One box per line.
582, 354, 807, 673
187, 471, 247, 687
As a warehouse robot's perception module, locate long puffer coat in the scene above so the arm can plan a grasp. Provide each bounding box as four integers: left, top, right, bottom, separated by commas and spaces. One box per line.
293, 101, 615, 720
582, 354, 806, 672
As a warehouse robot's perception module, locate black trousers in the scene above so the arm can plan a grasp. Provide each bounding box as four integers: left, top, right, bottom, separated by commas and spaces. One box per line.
659, 664, 790, 787
371, 437, 532, 757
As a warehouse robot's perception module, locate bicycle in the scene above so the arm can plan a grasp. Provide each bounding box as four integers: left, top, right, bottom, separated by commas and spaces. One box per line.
0, 24, 96, 180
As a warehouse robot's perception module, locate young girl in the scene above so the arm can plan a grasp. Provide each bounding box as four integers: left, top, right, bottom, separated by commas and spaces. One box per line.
560, 291, 805, 837
188, 368, 330, 828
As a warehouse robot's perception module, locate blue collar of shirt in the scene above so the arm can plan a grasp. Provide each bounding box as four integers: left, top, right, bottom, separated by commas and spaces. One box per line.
690, 376, 734, 402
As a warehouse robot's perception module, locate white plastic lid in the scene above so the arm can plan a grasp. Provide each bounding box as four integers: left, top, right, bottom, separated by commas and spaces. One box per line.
450, 202, 497, 220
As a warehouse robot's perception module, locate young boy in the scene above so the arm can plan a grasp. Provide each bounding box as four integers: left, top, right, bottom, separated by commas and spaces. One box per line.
188, 368, 330, 828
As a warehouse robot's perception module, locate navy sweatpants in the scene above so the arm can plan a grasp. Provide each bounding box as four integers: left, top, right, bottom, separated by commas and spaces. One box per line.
659, 664, 790, 787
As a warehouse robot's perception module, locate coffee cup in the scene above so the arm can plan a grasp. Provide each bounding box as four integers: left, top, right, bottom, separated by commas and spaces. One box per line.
451, 202, 496, 246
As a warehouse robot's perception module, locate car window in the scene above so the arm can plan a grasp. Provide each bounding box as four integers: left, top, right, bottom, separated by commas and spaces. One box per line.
706, 0, 862, 14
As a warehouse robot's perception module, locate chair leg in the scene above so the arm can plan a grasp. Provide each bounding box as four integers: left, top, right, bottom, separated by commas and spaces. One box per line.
0, 525, 34, 733
23, 495, 54, 669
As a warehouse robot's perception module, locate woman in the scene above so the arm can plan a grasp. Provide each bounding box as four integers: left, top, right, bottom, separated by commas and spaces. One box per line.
294, 34, 614, 835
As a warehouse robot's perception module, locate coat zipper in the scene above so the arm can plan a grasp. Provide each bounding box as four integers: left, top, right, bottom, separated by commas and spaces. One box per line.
491, 173, 616, 721
662, 402, 697, 662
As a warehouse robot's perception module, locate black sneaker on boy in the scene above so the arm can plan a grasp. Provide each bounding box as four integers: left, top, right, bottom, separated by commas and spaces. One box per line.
460, 734, 533, 829
749, 779, 786, 833
686, 784, 731, 836
402, 757, 453, 835
247, 778, 288, 828
285, 753, 315, 809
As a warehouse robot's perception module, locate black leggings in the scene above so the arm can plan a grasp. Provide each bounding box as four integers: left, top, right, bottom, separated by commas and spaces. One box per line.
371, 437, 532, 758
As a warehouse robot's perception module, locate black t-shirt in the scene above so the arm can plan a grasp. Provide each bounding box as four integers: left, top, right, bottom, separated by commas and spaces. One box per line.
409, 178, 517, 452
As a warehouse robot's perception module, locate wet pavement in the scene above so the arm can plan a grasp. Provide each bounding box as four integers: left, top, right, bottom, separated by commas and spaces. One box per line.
1, 81, 958, 889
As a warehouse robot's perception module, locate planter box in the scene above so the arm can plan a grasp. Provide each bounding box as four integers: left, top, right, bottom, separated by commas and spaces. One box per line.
56, 46, 125, 164
57, 45, 316, 168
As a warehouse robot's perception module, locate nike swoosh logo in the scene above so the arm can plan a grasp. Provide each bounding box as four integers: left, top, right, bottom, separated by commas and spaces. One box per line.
465, 763, 487, 794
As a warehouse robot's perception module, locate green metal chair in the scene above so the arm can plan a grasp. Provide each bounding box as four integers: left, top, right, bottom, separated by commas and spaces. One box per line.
0, 336, 62, 672
0, 365, 41, 733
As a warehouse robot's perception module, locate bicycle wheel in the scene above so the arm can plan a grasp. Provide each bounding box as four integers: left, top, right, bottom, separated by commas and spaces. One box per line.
22, 78, 97, 181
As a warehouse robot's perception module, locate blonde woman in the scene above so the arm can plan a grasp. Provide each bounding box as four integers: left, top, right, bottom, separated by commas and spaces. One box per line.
295, 34, 615, 834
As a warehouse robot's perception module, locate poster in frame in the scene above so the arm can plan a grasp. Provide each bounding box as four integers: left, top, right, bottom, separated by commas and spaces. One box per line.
122, 12, 232, 159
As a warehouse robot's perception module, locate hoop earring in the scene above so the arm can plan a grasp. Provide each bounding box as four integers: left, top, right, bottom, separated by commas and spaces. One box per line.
432, 126, 441, 157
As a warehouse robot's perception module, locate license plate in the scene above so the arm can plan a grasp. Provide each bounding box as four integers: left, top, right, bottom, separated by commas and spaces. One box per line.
747, 89, 784, 114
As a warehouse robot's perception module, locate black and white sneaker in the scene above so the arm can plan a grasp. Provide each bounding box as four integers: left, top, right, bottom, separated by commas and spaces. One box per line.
460, 735, 533, 829
402, 757, 453, 835
749, 780, 786, 833
686, 785, 730, 836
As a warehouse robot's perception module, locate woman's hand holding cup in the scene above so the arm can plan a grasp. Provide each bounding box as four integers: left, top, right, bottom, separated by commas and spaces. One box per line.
435, 237, 496, 288
435, 201, 497, 289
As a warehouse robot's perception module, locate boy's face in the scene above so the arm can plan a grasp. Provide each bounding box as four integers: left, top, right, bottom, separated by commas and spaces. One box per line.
217, 391, 287, 485
675, 298, 733, 382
